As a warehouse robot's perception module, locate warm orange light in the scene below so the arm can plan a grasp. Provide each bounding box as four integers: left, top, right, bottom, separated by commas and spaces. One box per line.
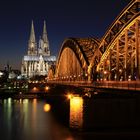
45, 86, 49, 91
104, 71, 107, 74
33, 87, 37, 90
70, 96, 83, 128
44, 104, 51, 112
67, 94, 73, 99
32, 87, 39, 92
33, 98, 37, 104
71, 97, 82, 106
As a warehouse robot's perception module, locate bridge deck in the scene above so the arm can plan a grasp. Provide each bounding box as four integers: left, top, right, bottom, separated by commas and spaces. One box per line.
47, 81, 140, 92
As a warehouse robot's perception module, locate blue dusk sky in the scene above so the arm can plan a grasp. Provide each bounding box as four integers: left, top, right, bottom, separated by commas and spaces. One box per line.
0, 0, 131, 70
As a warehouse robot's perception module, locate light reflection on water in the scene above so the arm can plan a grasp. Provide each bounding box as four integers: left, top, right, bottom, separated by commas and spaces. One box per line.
0, 98, 75, 140
0, 93, 138, 139
44, 103, 51, 112
70, 96, 83, 129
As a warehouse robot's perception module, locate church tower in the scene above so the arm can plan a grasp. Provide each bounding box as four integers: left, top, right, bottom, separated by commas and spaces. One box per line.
42, 21, 50, 56
28, 20, 37, 55
21, 20, 56, 78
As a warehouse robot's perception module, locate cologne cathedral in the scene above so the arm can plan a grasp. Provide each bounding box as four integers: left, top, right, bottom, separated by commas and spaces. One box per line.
21, 21, 56, 78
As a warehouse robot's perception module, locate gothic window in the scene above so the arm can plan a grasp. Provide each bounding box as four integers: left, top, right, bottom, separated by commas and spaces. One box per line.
24, 68, 26, 72
44, 47, 47, 53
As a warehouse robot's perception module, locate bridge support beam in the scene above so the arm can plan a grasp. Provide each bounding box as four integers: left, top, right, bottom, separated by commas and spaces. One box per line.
136, 20, 140, 80
116, 39, 119, 81
88, 65, 92, 82
125, 29, 128, 80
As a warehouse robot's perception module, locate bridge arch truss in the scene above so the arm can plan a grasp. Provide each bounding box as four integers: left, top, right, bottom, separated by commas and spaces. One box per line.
95, 0, 140, 81
49, 0, 140, 83
55, 38, 100, 81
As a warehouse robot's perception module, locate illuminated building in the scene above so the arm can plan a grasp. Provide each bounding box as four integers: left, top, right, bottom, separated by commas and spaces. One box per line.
21, 21, 56, 78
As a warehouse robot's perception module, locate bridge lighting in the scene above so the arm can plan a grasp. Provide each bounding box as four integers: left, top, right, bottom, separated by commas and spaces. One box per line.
106, 60, 110, 65
104, 71, 107, 74
114, 74, 117, 80
84, 92, 92, 98
120, 76, 123, 81
67, 93, 73, 99
128, 75, 131, 81
119, 69, 122, 73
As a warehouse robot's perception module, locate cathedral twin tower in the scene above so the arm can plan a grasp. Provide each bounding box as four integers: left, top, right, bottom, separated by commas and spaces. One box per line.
28, 20, 50, 56
21, 21, 56, 78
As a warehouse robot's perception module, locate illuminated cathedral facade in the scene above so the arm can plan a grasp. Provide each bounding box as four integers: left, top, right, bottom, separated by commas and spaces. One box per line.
21, 21, 56, 78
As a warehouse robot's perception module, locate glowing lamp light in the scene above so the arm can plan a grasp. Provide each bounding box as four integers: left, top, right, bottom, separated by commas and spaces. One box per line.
32, 87, 39, 92
119, 69, 122, 73
44, 104, 51, 112
45, 86, 50, 91
104, 71, 107, 74
0, 72, 3, 77
85, 73, 88, 77
67, 94, 73, 99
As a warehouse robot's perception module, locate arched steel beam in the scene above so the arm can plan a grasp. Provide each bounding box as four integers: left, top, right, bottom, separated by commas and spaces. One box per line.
99, 0, 140, 54
56, 38, 100, 73
97, 0, 140, 70
56, 38, 87, 71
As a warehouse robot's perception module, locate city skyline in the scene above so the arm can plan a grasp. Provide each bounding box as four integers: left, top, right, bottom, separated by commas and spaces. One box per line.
0, 0, 131, 70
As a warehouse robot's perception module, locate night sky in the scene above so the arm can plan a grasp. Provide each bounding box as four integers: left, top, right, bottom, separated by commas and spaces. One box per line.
0, 0, 131, 70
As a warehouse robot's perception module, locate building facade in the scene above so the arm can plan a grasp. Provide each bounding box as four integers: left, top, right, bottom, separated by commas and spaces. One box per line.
21, 21, 56, 78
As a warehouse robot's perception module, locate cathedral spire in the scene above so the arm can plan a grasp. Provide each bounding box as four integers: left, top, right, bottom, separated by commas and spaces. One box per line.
29, 20, 36, 42
42, 20, 48, 42
42, 20, 50, 56
28, 20, 37, 55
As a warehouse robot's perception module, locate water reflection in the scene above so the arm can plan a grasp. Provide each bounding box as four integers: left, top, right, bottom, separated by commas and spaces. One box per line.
44, 103, 51, 112
0, 90, 139, 140
0, 98, 75, 140
70, 96, 83, 129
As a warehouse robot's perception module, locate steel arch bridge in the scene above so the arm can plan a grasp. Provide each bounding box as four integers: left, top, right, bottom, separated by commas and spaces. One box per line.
54, 38, 100, 81
48, 0, 140, 84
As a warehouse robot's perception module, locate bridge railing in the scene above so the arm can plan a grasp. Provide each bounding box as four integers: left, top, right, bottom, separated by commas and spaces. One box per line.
48, 80, 140, 91
94, 81, 140, 91
48, 80, 93, 87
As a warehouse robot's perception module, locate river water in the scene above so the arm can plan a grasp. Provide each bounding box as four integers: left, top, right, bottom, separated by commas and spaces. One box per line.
0, 91, 140, 140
